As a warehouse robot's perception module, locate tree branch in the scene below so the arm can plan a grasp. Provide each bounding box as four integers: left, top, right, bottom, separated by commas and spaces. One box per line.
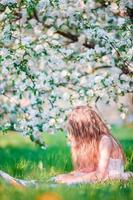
92, 65, 112, 72
55, 30, 95, 49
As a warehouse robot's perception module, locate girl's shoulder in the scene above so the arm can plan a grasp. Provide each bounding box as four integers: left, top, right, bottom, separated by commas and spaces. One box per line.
99, 135, 113, 149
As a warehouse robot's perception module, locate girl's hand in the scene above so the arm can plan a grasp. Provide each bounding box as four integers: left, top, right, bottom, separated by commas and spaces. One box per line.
56, 176, 83, 184
55, 173, 74, 182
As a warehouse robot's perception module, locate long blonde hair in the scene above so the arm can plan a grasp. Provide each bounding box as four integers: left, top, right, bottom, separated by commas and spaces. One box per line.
66, 105, 125, 171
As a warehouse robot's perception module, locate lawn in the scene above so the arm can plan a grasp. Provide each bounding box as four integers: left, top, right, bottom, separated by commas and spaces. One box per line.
0, 125, 133, 200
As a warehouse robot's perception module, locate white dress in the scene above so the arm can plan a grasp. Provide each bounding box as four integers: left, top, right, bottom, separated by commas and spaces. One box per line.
107, 158, 124, 177
106, 158, 132, 180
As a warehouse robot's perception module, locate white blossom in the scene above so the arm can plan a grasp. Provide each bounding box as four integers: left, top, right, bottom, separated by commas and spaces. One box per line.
120, 113, 126, 120
87, 90, 94, 97
0, 0, 132, 145
0, 0, 16, 5
62, 92, 70, 101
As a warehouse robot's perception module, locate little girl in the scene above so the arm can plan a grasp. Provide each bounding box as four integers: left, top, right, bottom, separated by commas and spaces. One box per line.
55, 105, 133, 184
0, 105, 132, 186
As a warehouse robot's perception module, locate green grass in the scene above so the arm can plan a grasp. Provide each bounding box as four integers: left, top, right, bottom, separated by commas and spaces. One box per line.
0, 125, 133, 200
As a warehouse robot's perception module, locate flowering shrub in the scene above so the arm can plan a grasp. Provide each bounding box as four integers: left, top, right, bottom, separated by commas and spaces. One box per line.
0, 0, 133, 146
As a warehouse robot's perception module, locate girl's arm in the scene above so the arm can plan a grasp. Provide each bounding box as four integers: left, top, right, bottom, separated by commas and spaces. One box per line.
96, 135, 112, 180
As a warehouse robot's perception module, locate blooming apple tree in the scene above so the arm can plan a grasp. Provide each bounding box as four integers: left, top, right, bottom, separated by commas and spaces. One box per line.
0, 0, 133, 146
